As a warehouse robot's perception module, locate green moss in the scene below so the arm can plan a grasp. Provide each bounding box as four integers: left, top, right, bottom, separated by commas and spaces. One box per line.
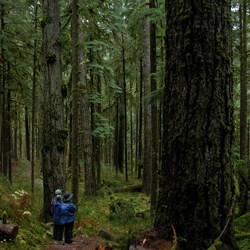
234, 212, 250, 250
234, 212, 250, 232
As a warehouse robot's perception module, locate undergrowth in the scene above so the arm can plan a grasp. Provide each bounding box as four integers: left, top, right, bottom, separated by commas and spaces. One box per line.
0, 160, 152, 249
0, 160, 249, 249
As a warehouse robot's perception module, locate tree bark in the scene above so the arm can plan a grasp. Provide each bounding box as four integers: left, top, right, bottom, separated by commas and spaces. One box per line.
150, 0, 158, 214
238, 0, 248, 216
25, 106, 30, 161
31, 4, 38, 194
71, 0, 80, 204
122, 34, 128, 181
155, 1, 236, 249
79, 33, 97, 196
41, 0, 66, 222
142, 0, 152, 194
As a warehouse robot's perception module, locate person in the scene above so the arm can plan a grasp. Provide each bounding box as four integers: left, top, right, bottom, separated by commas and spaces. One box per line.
51, 189, 64, 241
60, 191, 77, 244
52, 189, 63, 202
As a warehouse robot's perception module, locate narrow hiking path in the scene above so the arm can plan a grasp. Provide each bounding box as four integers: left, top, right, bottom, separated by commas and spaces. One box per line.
42, 235, 101, 250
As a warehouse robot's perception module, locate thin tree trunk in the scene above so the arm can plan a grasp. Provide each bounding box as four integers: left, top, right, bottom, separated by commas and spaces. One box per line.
95, 76, 101, 189
130, 76, 134, 176
25, 106, 30, 161
122, 34, 128, 181
142, 0, 152, 194
18, 104, 23, 159
138, 59, 143, 179
31, 4, 38, 194
78, 34, 96, 196
150, 0, 158, 214
6, 67, 11, 183
71, 0, 80, 204
114, 101, 119, 172
117, 95, 125, 172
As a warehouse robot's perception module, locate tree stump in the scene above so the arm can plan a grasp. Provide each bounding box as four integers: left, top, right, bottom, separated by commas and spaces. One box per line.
0, 223, 18, 241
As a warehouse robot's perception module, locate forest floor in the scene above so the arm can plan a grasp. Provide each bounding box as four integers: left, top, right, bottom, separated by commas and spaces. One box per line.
42, 235, 100, 250
42, 229, 172, 250
7, 160, 173, 250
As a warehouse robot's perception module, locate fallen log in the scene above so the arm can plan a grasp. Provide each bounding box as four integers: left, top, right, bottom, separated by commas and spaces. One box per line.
112, 184, 143, 193
0, 223, 18, 240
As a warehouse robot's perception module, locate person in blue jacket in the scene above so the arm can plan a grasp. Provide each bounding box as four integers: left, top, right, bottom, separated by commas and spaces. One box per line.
60, 191, 77, 244
51, 189, 64, 241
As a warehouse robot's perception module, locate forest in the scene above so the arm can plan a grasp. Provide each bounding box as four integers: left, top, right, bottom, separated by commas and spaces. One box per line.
0, 0, 249, 249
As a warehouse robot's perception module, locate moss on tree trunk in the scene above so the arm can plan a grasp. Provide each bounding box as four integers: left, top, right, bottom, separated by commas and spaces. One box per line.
155, 1, 237, 249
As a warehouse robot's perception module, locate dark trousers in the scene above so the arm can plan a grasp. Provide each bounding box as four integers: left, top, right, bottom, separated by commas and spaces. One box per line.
64, 221, 74, 243
53, 224, 64, 241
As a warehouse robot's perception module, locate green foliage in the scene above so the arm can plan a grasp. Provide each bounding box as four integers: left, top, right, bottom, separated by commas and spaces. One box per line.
234, 212, 250, 233
108, 194, 136, 222
0, 176, 48, 250
234, 212, 250, 250
92, 112, 114, 139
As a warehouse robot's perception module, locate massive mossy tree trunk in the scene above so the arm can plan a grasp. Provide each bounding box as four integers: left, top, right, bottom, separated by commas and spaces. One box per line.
155, 1, 236, 249
42, 0, 66, 222
238, 0, 248, 216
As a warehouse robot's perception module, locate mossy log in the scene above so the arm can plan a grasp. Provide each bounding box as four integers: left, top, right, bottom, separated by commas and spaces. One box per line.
0, 223, 18, 240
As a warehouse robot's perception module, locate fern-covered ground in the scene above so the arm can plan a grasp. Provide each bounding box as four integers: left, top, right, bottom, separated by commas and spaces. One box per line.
0, 160, 249, 249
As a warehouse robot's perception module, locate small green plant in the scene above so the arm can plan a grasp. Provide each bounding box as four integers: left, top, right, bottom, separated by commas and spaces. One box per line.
108, 194, 136, 222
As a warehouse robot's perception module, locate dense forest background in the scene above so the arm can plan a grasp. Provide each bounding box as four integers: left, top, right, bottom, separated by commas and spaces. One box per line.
0, 0, 249, 249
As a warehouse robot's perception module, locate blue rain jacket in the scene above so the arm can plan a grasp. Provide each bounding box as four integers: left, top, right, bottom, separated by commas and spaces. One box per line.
51, 200, 64, 225
60, 201, 77, 224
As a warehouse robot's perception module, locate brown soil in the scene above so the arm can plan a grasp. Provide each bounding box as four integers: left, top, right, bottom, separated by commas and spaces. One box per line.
129, 229, 172, 250
43, 235, 100, 250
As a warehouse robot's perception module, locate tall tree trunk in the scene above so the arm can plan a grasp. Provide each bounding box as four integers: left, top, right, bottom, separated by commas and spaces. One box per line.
31, 3, 38, 194
122, 34, 128, 181
18, 104, 23, 159
79, 34, 96, 196
150, 0, 158, 214
41, 0, 66, 222
0, 3, 5, 174
155, 1, 236, 249
142, 0, 152, 194
13, 102, 18, 161
137, 59, 143, 179
130, 76, 134, 176
71, 0, 80, 204
117, 94, 125, 172
96, 78, 101, 189
238, 0, 248, 216
114, 101, 119, 172
6, 67, 11, 183
25, 106, 30, 161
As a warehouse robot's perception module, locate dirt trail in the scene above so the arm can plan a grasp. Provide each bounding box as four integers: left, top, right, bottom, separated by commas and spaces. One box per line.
42, 235, 101, 250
